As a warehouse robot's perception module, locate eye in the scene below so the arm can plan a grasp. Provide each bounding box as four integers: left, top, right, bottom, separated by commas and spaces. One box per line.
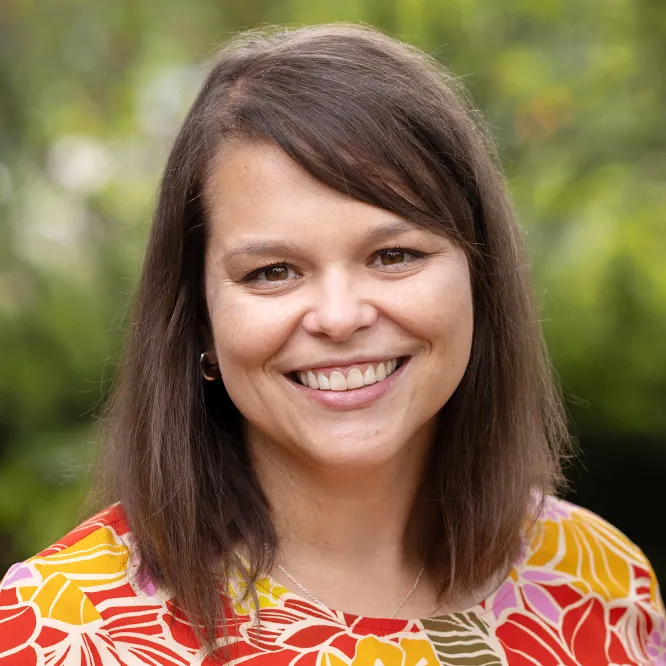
380, 249, 408, 265
372, 247, 424, 269
261, 265, 293, 282
243, 263, 301, 287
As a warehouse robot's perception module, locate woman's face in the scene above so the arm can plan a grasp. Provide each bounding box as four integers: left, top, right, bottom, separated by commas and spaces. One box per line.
204, 142, 474, 471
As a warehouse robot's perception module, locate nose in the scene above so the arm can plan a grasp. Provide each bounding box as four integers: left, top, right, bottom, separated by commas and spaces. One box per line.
301, 268, 378, 342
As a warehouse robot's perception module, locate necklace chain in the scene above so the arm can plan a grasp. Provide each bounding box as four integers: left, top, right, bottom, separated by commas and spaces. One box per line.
276, 563, 425, 619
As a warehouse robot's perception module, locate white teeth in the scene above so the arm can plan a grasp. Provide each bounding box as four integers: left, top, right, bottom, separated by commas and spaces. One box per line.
329, 371, 347, 391
307, 371, 319, 389
346, 368, 364, 389
363, 366, 376, 385
296, 357, 402, 390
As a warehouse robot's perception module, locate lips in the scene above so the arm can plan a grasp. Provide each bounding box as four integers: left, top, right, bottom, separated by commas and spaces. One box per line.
285, 355, 410, 411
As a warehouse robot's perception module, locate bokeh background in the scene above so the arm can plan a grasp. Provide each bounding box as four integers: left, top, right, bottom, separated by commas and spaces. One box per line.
1, 1, 665, 585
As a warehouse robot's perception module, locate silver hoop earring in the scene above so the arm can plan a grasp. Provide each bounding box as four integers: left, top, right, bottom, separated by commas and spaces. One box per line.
199, 351, 221, 381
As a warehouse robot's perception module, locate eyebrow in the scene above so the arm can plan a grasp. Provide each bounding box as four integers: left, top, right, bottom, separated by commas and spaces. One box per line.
219, 220, 419, 263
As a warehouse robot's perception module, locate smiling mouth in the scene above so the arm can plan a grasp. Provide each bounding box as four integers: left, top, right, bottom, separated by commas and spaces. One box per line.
290, 357, 408, 391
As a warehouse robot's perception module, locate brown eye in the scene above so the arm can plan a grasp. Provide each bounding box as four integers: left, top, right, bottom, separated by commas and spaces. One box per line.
371, 248, 424, 271
380, 250, 406, 265
265, 266, 290, 281
243, 263, 300, 287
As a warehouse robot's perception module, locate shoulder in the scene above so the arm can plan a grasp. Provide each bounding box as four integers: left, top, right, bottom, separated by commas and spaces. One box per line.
1, 504, 132, 599
525, 495, 665, 615
0, 504, 140, 663
485, 497, 666, 664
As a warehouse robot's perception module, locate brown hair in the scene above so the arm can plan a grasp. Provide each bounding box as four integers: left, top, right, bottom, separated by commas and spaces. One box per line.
97, 23, 572, 658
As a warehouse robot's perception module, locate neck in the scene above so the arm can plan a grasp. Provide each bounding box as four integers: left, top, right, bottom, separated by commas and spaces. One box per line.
240, 423, 508, 619
246, 425, 432, 572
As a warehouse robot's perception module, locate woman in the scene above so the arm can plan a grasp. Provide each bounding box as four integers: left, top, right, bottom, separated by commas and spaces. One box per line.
1, 24, 664, 666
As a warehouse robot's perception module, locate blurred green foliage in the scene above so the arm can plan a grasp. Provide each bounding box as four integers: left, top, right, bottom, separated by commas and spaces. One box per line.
1, 1, 664, 579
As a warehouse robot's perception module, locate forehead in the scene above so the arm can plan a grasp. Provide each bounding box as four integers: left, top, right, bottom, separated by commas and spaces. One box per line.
203, 142, 419, 250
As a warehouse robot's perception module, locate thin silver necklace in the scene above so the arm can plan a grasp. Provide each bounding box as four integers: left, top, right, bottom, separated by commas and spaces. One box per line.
276, 563, 425, 619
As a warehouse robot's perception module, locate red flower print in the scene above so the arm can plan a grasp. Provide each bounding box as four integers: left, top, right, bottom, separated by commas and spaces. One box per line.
0, 594, 38, 665
561, 597, 611, 664
498, 611, 578, 666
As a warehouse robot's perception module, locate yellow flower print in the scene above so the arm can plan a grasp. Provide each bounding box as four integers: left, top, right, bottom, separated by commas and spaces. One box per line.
352, 636, 404, 665
399, 637, 441, 666
527, 501, 642, 601
29, 572, 100, 624
10, 524, 129, 625
28, 526, 130, 589
229, 572, 290, 615
341, 635, 439, 666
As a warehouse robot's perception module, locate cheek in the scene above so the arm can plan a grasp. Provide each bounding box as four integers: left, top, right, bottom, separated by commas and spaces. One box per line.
208, 289, 297, 372
391, 265, 474, 356
437, 279, 474, 352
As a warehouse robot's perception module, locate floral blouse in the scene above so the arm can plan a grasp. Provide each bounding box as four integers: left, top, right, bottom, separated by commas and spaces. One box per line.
0, 497, 664, 665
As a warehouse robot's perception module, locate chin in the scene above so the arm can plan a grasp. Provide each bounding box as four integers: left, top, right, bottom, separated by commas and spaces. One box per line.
293, 429, 421, 472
